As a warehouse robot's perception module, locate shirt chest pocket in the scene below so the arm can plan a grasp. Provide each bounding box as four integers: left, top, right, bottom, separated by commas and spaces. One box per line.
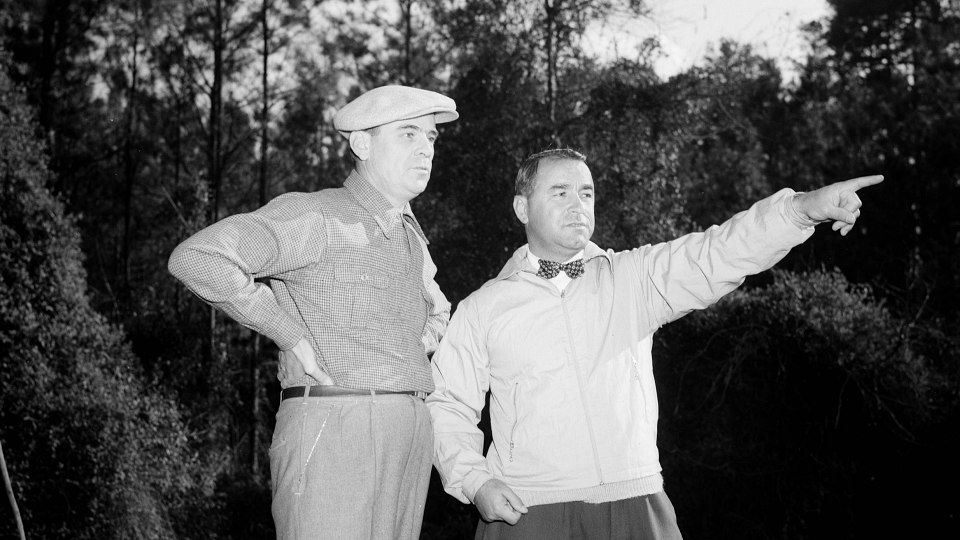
331, 266, 391, 331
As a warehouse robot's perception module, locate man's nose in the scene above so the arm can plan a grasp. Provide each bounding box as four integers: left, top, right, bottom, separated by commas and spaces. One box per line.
417, 136, 435, 159
568, 194, 586, 212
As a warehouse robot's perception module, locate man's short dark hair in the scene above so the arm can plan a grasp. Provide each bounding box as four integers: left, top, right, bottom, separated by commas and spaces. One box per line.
515, 148, 587, 197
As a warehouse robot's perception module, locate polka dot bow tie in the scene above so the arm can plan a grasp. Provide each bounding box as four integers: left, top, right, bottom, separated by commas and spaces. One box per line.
537, 259, 585, 279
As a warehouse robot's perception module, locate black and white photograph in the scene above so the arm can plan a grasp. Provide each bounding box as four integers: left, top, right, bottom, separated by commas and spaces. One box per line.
1, 1, 957, 538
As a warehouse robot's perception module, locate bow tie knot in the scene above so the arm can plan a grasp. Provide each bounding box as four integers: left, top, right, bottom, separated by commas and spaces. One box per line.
537, 259, 585, 279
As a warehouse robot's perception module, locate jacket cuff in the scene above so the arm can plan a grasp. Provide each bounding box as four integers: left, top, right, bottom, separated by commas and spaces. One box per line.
784, 191, 819, 230
463, 469, 495, 503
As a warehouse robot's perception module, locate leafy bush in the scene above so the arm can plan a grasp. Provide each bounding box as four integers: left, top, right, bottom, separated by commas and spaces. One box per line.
0, 55, 214, 539
656, 268, 959, 539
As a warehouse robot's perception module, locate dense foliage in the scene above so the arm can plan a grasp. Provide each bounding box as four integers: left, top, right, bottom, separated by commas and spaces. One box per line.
658, 268, 958, 538
0, 55, 217, 539
1, 0, 957, 538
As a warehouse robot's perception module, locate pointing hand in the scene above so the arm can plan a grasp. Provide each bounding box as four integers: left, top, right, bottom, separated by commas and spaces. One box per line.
793, 175, 884, 236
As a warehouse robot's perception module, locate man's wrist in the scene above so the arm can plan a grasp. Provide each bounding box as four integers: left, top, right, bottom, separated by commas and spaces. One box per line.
273, 323, 307, 351
463, 469, 495, 502
786, 192, 819, 229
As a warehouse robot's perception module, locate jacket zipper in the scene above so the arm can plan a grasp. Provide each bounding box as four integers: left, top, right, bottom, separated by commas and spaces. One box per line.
560, 290, 605, 485
509, 382, 520, 462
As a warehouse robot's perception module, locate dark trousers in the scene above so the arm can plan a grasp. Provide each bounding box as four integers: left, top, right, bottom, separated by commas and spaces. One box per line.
475, 491, 683, 540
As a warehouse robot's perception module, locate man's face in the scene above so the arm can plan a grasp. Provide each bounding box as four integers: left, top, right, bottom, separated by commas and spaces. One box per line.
514, 158, 595, 262
362, 115, 438, 207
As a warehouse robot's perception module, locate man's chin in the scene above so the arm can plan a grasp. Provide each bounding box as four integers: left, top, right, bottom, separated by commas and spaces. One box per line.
560, 239, 590, 255
406, 171, 431, 186
571, 232, 593, 247
407, 181, 430, 198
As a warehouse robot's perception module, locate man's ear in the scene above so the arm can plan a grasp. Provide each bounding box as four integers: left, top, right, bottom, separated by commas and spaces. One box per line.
349, 131, 371, 161
513, 195, 529, 224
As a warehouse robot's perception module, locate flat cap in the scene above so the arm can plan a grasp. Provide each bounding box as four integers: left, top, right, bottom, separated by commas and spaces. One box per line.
333, 85, 458, 136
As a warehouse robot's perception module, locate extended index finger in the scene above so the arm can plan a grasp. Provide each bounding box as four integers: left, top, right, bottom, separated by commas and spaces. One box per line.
843, 174, 884, 192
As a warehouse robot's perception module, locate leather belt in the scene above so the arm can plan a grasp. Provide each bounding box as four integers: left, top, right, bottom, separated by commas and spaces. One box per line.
281, 385, 426, 401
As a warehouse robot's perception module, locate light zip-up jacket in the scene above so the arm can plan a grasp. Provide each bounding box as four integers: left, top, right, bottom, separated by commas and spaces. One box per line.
427, 188, 815, 507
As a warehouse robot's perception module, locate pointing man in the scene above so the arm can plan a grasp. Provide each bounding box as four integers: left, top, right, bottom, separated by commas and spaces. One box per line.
427, 148, 882, 539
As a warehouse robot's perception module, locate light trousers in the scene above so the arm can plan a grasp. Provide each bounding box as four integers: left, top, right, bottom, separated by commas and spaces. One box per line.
270, 392, 433, 540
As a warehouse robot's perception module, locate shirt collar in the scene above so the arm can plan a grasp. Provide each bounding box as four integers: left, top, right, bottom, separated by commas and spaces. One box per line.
526, 250, 585, 268
491, 242, 609, 284
344, 170, 428, 244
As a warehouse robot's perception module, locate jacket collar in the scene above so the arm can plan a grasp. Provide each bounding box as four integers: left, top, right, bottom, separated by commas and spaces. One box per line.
487, 241, 609, 286
344, 170, 428, 244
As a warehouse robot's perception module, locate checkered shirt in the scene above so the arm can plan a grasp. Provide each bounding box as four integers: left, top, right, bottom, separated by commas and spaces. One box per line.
168, 171, 451, 392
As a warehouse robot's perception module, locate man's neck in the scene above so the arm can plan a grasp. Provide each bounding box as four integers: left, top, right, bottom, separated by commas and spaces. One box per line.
527, 247, 583, 264
354, 166, 408, 209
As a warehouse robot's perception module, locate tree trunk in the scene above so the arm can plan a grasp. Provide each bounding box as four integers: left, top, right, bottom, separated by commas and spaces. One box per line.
543, 0, 561, 143
38, 0, 64, 195
38, 0, 59, 135
121, 3, 141, 304
207, 0, 225, 365
209, 0, 224, 224
252, 0, 272, 476
402, 0, 413, 84
260, 1, 270, 210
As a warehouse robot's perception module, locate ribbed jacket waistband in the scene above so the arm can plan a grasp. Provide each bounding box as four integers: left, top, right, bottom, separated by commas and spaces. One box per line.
513, 473, 664, 507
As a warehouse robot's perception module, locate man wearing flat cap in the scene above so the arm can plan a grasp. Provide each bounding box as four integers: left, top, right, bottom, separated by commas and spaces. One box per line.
168, 85, 458, 539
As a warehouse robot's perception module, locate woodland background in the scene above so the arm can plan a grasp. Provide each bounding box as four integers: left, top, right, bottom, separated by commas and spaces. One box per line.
1, 0, 958, 538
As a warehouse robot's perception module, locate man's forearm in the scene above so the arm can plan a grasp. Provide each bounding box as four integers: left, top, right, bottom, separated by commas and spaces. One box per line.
168, 242, 304, 350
